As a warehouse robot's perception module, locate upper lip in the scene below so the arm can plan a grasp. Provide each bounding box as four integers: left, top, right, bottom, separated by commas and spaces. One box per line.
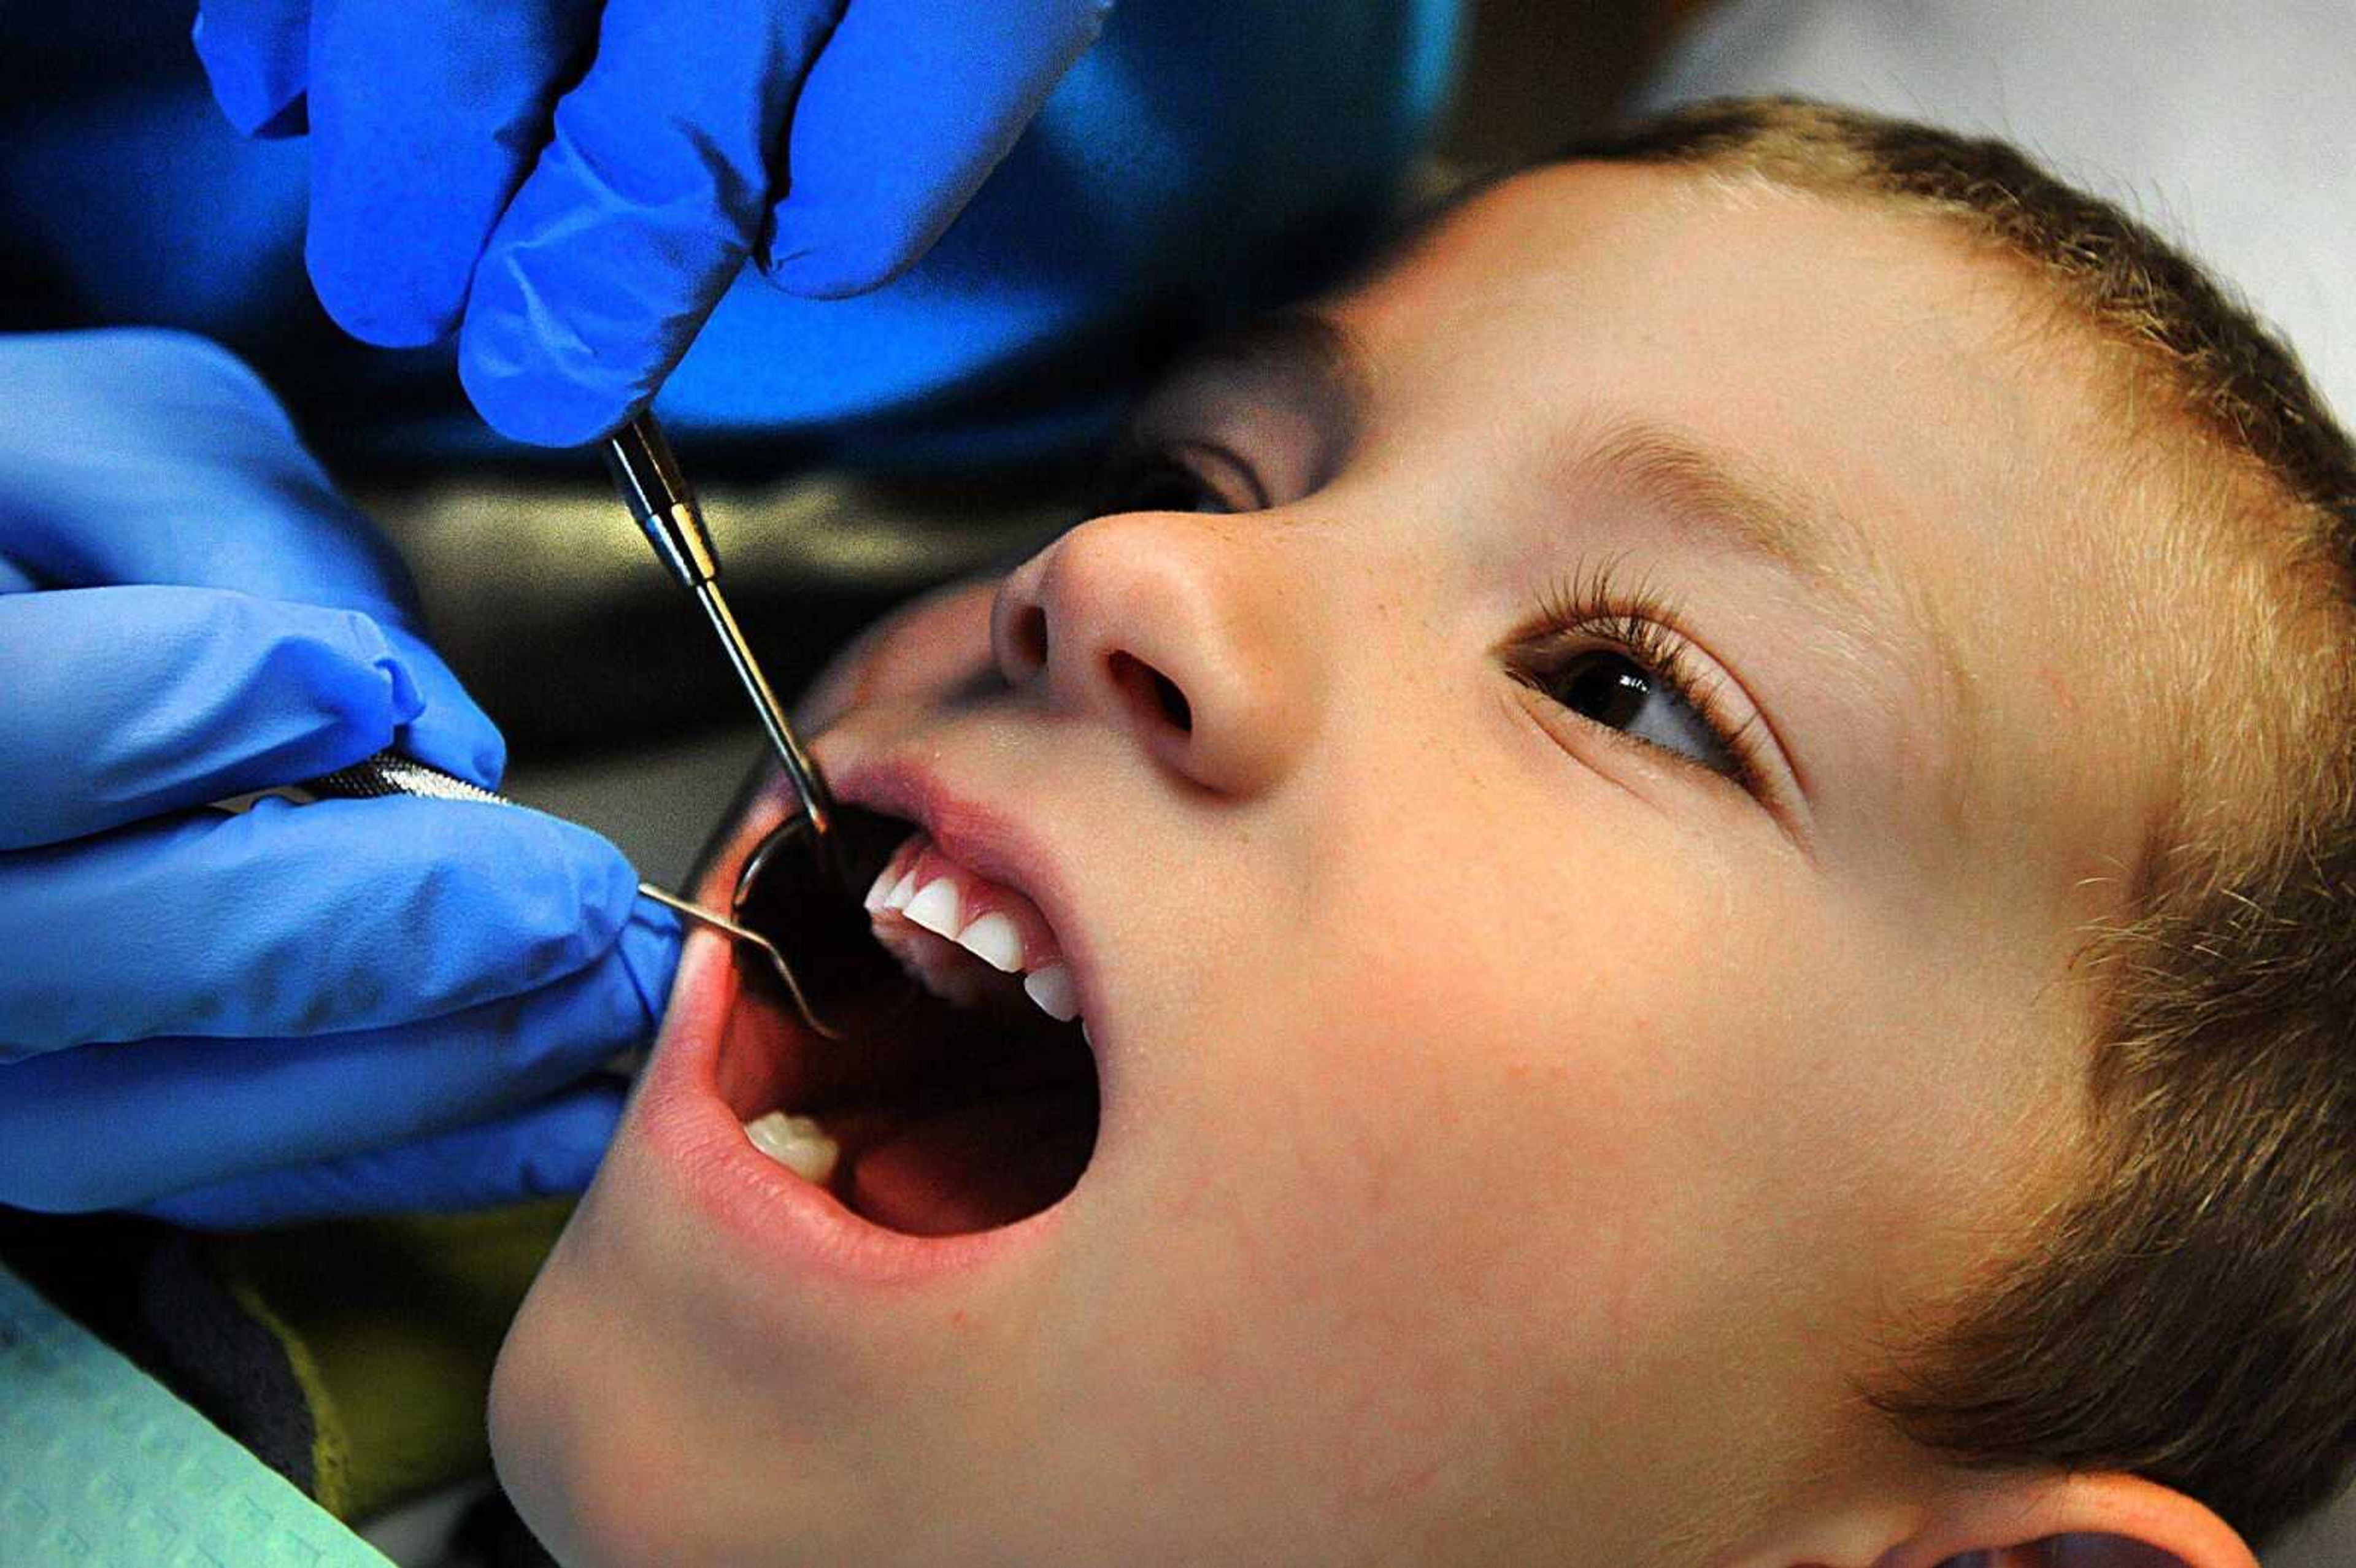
825, 749, 1104, 1037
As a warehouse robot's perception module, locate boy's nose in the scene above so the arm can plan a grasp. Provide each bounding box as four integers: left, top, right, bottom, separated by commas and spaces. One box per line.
990, 509, 1322, 797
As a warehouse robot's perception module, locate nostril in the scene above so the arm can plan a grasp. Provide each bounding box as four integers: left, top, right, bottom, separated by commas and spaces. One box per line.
1107, 651, 1191, 734
1153, 672, 1192, 732
1011, 605, 1049, 672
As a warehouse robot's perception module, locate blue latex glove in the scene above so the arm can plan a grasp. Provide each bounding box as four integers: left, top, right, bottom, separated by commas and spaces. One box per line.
190, 0, 1117, 447
0, 329, 682, 1228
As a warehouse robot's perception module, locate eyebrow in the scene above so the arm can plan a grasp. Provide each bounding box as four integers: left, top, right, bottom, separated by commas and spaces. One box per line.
1567, 418, 1885, 615
1563, 418, 1974, 771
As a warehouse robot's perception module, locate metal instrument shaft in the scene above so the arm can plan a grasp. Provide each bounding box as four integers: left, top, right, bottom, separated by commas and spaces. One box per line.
603, 412, 835, 843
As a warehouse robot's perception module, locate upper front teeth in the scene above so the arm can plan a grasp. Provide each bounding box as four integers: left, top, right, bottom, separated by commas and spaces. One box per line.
955, 913, 1023, 972
867, 834, 1083, 1025
901, 877, 961, 939
868, 863, 920, 913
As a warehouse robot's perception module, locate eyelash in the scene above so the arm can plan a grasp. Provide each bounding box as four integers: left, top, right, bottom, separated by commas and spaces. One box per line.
1086, 444, 1771, 798
1512, 559, 1769, 796
1087, 434, 1238, 517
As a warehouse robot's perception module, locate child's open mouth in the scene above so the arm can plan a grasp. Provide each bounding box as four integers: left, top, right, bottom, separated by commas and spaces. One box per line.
715, 810, 1101, 1239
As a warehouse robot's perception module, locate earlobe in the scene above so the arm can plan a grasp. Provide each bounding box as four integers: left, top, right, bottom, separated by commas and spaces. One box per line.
1857, 1470, 2258, 1568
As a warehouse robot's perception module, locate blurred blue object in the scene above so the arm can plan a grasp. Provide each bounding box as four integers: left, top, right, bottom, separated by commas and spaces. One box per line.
0, 0, 1462, 466
0, 329, 680, 1225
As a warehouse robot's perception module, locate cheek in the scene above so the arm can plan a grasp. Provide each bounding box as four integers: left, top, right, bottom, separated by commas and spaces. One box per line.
1169, 824, 1896, 1443
1076, 844, 1753, 1511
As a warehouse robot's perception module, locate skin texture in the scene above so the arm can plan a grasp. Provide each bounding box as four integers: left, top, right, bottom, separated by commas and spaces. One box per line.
489, 164, 2259, 1567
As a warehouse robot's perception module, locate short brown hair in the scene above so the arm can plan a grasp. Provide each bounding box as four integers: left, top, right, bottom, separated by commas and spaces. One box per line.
1523, 98, 2356, 1550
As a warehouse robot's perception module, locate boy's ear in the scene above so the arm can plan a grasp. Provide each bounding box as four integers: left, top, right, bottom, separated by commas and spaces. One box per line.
1744, 1469, 2257, 1568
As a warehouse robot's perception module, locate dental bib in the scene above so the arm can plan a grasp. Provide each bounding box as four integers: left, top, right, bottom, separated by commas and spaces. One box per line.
0, 1261, 390, 1566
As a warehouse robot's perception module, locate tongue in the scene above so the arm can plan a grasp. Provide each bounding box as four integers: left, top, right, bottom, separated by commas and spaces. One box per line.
845, 1088, 1095, 1236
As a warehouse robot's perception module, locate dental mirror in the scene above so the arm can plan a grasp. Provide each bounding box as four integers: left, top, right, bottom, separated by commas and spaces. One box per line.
730, 802, 919, 1040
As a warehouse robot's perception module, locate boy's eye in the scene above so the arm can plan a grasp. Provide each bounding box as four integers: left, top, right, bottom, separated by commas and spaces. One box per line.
1088, 439, 1255, 517
1095, 460, 1228, 517
1541, 648, 1742, 778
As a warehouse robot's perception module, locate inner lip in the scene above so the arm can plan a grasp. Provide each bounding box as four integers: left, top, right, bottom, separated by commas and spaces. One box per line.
715, 804, 1100, 1239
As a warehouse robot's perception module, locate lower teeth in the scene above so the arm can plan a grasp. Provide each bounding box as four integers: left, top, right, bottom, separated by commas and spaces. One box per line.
743, 1110, 841, 1184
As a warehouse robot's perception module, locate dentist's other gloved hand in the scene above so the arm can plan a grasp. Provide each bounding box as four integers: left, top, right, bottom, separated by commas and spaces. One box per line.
191, 0, 1115, 446
0, 330, 682, 1228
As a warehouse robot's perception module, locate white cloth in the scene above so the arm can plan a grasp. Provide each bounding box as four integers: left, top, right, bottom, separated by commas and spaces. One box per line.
1636, 0, 2356, 425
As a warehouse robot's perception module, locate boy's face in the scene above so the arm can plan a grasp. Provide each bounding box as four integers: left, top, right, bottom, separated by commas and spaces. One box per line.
493, 164, 2159, 1565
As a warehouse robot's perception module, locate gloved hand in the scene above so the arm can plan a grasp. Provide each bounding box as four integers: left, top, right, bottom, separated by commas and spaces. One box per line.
191, 0, 1117, 447
0, 329, 682, 1228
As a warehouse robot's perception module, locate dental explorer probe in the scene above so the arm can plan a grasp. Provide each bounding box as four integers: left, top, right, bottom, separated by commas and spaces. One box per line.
599, 412, 916, 1039
602, 412, 837, 849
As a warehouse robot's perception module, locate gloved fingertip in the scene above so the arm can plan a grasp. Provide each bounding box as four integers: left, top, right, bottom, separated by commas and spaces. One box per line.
458, 353, 639, 448
380, 627, 507, 789
457, 283, 647, 447
521, 818, 653, 971
378, 652, 428, 729
191, 12, 309, 140
760, 226, 923, 302
320, 607, 428, 739
756, 0, 1114, 301
468, 729, 509, 791
515, 1088, 627, 1197
305, 234, 463, 351
617, 899, 684, 1025
200, 73, 309, 140
395, 717, 509, 793
248, 101, 310, 140
459, 202, 699, 446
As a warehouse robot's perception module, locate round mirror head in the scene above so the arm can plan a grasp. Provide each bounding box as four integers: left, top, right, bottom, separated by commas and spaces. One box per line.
733, 805, 918, 1039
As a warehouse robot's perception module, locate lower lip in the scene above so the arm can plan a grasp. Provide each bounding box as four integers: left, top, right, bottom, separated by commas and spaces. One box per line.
632, 929, 1064, 1285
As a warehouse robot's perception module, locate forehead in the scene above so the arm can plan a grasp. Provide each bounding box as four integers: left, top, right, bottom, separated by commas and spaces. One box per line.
1332, 162, 2063, 574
